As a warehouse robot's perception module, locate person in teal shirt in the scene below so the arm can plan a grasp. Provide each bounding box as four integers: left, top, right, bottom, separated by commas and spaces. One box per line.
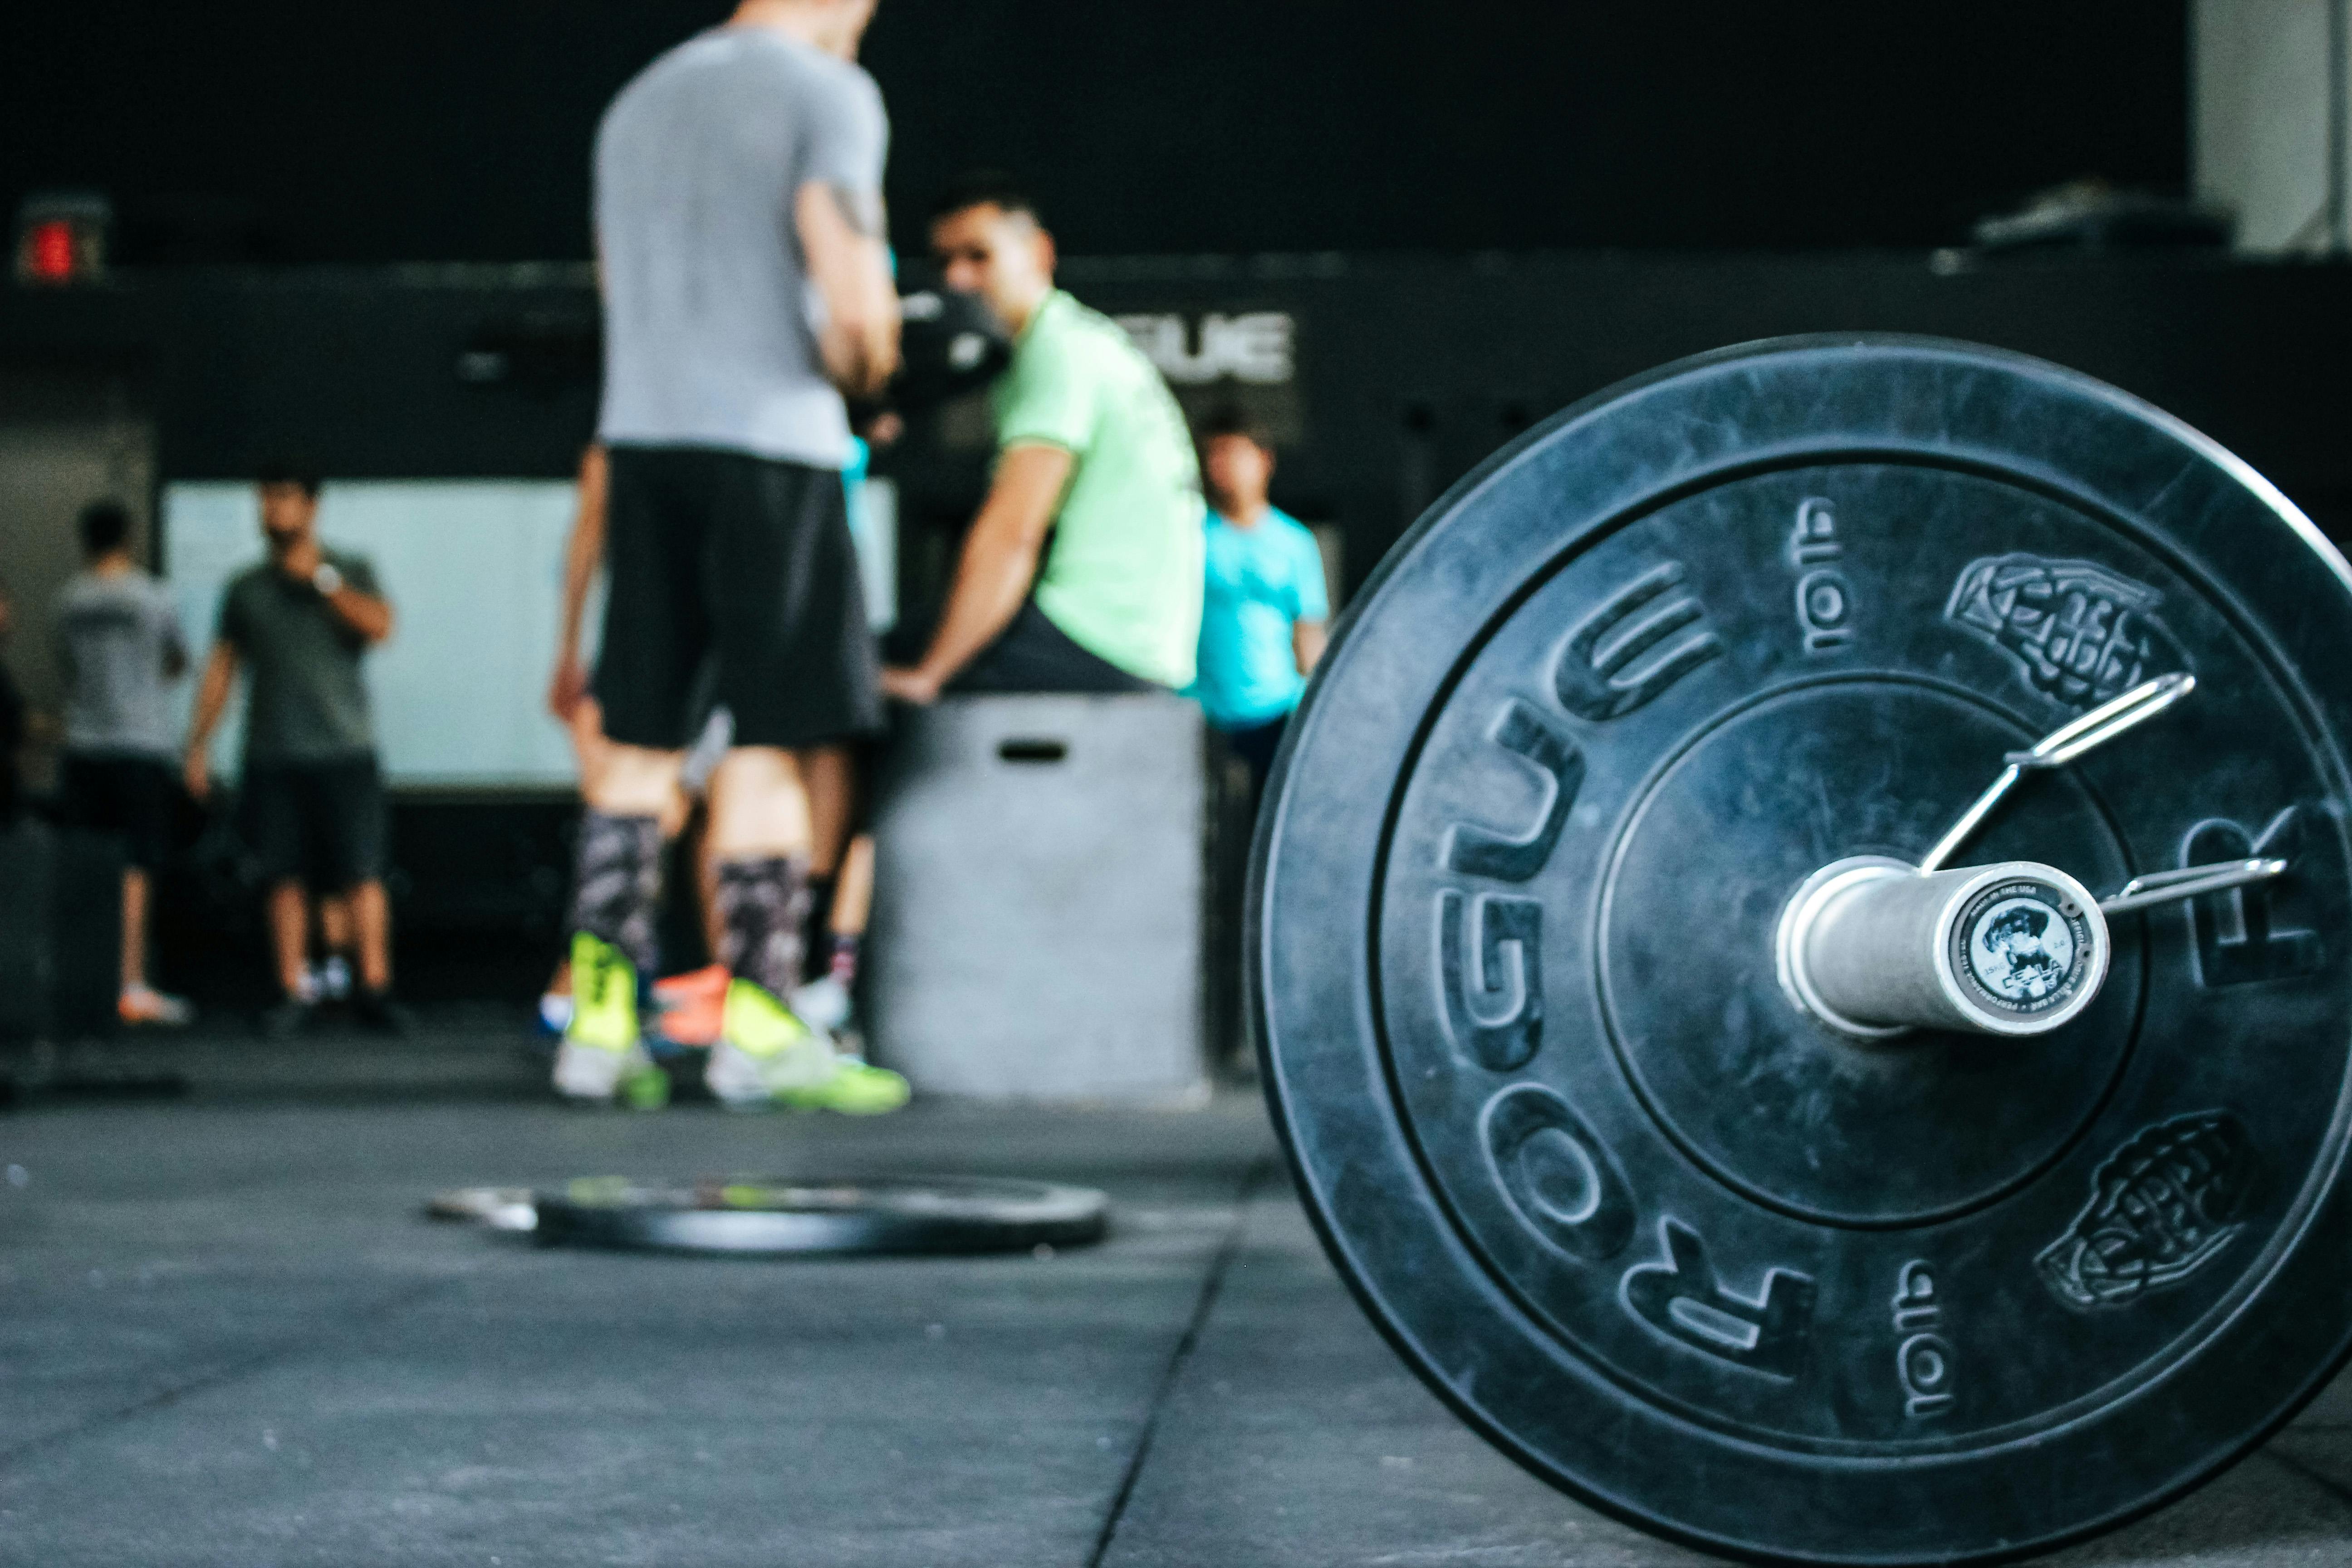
1189, 408, 1329, 811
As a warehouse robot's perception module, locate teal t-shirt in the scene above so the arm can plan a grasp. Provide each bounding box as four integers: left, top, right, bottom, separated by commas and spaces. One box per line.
991, 290, 1205, 688
1188, 505, 1329, 731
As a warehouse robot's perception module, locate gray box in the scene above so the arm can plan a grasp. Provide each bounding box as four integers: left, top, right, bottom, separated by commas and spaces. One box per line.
868, 694, 1208, 1103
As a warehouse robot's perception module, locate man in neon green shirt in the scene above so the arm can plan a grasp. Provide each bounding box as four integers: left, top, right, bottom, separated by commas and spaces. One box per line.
881, 172, 1204, 701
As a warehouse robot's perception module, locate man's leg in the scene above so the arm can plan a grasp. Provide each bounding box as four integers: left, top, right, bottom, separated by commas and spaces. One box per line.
697, 454, 901, 1111
267, 880, 310, 999
701, 747, 903, 1112
120, 868, 149, 992
829, 832, 873, 969
789, 829, 874, 1039
558, 446, 707, 1101
242, 763, 315, 1035
784, 742, 861, 1028
315, 893, 354, 1000
578, 743, 685, 965
302, 756, 407, 1033
800, 743, 855, 878
705, 744, 814, 1001
554, 742, 682, 1101
350, 880, 392, 995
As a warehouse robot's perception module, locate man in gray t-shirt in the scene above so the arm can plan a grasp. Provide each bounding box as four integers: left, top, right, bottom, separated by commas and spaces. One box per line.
56, 500, 192, 1024
185, 467, 406, 1035
597, 15, 889, 466
551, 0, 905, 1113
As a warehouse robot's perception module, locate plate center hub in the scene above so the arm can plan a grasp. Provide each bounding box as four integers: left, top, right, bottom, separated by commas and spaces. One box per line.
1598, 679, 2141, 1227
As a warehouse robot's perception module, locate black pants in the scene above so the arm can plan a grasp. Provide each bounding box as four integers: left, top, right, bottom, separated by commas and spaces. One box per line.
1222, 714, 1289, 821
596, 446, 883, 750
240, 755, 387, 891
59, 755, 176, 872
946, 601, 1159, 696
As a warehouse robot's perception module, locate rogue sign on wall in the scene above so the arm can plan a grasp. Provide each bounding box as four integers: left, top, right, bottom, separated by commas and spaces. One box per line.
1116, 312, 1295, 385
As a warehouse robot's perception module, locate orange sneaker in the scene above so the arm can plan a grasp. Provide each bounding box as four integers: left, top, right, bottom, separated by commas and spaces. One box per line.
651, 964, 729, 1048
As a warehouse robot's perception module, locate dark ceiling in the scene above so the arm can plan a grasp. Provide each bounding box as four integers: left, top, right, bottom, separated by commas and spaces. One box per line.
1, 1, 2189, 263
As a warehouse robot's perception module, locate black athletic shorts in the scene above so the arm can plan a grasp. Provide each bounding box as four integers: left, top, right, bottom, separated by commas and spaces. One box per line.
946, 600, 1159, 696
240, 755, 387, 891
595, 446, 883, 751
60, 754, 176, 872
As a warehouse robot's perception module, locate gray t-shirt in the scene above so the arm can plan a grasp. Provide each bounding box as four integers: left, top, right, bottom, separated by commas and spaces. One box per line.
594, 27, 888, 468
56, 568, 188, 760
216, 551, 382, 765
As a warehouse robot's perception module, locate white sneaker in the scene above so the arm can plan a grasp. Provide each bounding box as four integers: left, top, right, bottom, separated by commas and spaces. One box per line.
706, 980, 838, 1106
118, 985, 194, 1028
705, 980, 908, 1114
553, 933, 660, 1105
706, 1035, 841, 1104
554, 1036, 657, 1102
789, 975, 853, 1034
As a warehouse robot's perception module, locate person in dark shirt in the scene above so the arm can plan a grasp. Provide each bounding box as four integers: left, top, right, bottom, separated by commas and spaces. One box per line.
183, 466, 406, 1035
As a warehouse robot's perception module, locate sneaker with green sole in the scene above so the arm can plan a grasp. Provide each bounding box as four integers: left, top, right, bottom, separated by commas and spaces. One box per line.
554, 933, 662, 1105
705, 978, 908, 1114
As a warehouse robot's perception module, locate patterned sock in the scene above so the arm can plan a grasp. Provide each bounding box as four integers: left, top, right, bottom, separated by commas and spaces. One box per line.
801, 874, 838, 983
828, 933, 861, 989
714, 856, 811, 1002
568, 812, 664, 975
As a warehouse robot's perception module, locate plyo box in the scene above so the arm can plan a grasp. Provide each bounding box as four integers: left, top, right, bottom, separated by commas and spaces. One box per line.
867, 694, 1208, 1104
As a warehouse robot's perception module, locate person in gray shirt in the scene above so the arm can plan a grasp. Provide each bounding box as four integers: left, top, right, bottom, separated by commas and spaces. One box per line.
184, 466, 406, 1036
56, 501, 193, 1025
552, 0, 905, 1112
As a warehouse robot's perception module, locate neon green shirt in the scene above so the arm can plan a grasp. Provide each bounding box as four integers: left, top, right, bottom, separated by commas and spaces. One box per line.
992, 289, 1205, 688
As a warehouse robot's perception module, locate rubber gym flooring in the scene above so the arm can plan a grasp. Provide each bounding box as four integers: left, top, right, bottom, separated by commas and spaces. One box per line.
4, 1024, 2352, 1566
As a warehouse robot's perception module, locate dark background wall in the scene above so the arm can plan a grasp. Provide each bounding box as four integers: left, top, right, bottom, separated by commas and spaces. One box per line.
4, 1, 2188, 263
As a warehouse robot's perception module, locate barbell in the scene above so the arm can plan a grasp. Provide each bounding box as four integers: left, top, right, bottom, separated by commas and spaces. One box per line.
1250, 335, 2352, 1565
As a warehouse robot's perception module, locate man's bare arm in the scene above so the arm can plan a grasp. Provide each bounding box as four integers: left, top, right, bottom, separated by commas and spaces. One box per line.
1294, 619, 1328, 676
881, 444, 1075, 703
322, 584, 394, 644
182, 642, 239, 800
549, 444, 608, 720
795, 180, 900, 400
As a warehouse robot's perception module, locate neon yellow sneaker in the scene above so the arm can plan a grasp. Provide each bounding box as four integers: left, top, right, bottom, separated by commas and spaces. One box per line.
705, 978, 909, 1114
553, 933, 662, 1106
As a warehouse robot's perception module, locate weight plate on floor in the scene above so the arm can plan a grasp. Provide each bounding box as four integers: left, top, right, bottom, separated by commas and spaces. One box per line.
531, 1175, 1109, 1256
425, 1187, 539, 1232
1253, 336, 2352, 1565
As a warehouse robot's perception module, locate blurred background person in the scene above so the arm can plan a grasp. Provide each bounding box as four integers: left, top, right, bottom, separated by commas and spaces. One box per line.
1188, 408, 1327, 816
881, 172, 1202, 703
54, 500, 195, 1026
182, 466, 406, 1036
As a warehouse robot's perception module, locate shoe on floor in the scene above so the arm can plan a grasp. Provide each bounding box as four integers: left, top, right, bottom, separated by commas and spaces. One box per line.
554, 932, 663, 1106
789, 975, 852, 1034
651, 963, 728, 1048
118, 985, 193, 1028
706, 979, 907, 1114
